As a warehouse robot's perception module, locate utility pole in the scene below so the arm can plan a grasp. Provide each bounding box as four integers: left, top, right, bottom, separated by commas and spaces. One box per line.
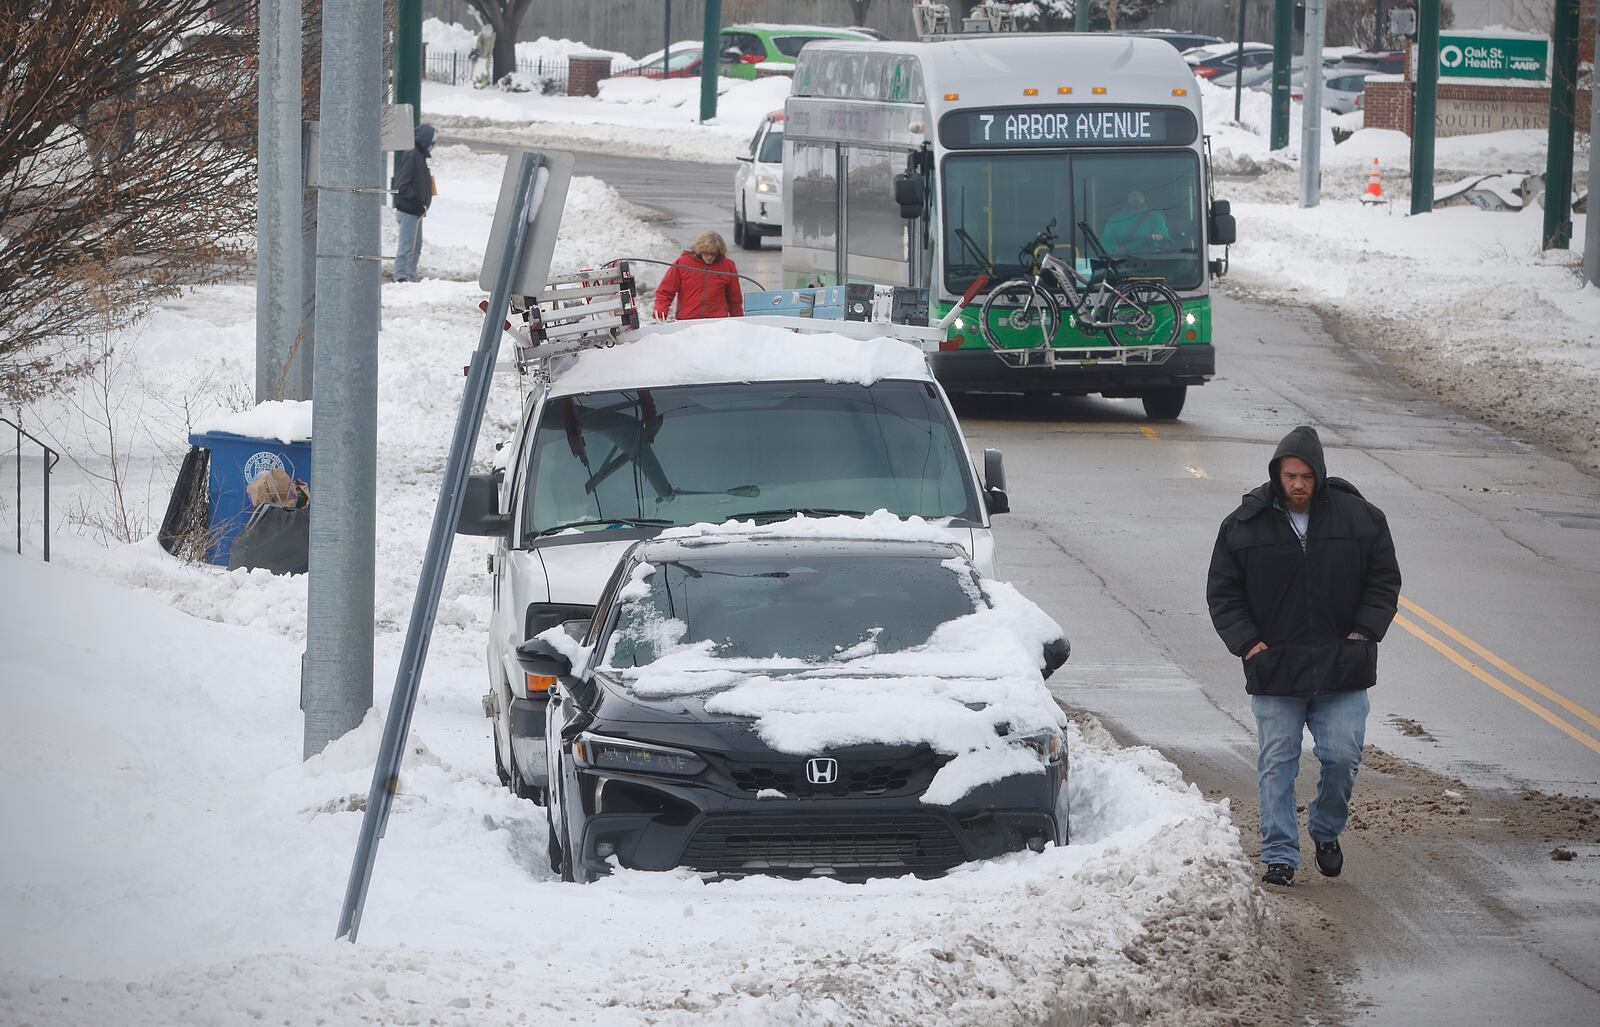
257, 0, 305, 401
1542, 0, 1580, 249
1271, 0, 1292, 150
304, 0, 383, 759
1409, 0, 1440, 215
1300, 0, 1326, 207
1585, 0, 1600, 286
396, 0, 420, 121
700, 0, 722, 122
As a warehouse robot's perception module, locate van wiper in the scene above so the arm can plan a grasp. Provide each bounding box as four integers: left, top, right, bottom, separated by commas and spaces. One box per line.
723, 507, 869, 524
532, 517, 674, 538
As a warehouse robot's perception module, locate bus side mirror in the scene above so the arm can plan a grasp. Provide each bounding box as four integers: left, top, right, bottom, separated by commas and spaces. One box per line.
983, 448, 1009, 515
1209, 199, 1237, 246
893, 170, 925, 219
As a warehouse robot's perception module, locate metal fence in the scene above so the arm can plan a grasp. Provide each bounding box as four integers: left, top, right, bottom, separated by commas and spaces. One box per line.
422, 51, 574, 92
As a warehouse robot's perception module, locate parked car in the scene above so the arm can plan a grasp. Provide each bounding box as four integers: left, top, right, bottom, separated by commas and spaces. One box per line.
1183, 41, 1275, 80
1117, 29, 1223, 52
1248, 67, 1374, 114
718, 23, 878, 79
1334, 49, 1405, 75
531, 530, 1071, 882
734, 109, 784, 249
614, 42, 704, 79
457, 321, 1010, 805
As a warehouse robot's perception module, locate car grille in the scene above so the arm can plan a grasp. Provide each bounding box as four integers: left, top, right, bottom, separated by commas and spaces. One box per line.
723, 750, 940, 798
680, 812, 967, 875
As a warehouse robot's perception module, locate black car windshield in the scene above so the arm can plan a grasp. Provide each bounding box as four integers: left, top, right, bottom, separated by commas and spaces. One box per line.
606, 553, 980, 665
522, 380, 981, 538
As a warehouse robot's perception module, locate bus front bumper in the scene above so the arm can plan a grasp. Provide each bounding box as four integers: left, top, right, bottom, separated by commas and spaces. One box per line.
929, 344, 1214, 395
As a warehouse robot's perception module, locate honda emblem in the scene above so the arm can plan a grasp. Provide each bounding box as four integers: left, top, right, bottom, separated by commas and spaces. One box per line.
805, 757, 838, 785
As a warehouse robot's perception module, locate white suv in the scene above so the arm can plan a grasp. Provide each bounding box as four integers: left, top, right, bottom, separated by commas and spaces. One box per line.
733, 109, 784, 250
458, 319, 1009, 803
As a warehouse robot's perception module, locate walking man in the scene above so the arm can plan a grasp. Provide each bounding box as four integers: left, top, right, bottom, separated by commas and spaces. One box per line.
392, 123, 436, 283
1206, 425, 1401, 887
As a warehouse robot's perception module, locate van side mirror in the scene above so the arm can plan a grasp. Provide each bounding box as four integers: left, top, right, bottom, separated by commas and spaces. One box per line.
1042, 636, 1071, 678
983, 448, 1009, 515
456, 472, 511, 537
1209, 199, 1237, 245
893, 170, 925, 219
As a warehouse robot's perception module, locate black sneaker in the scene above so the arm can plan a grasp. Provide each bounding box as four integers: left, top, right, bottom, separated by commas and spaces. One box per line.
1262, 863, 1295, 887
1314, 839, 1343, 878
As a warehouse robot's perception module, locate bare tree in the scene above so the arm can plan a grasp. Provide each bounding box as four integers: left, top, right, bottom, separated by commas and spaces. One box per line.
1012, 1, 1178, 32
0, 1, 258, 402
461, 0, 535, 83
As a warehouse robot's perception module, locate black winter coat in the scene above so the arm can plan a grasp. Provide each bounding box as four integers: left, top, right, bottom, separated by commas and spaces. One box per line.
394, 124, 435, 217
1206, 426, 1401, 696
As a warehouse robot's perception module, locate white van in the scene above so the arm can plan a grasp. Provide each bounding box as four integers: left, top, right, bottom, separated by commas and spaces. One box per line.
458, 318, 1009, 802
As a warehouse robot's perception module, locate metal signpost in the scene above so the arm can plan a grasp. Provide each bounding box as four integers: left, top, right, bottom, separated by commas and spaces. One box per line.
1542, 3, 1580, 250
338, 150, 559, 943
1270, 0, 1292, 150
1410, 1, 1441, 215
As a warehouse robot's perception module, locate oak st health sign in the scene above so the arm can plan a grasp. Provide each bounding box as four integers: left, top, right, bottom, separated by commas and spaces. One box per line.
1436, 33, 1548, 81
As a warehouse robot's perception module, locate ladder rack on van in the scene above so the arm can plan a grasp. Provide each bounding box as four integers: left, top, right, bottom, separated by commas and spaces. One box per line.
507, 262, 641, 374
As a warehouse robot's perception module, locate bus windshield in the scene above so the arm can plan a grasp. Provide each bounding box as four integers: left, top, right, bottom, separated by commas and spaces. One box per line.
942, 150, 1202, 293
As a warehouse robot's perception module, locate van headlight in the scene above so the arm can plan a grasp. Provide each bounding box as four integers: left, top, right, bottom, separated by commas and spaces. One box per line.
1017, 730, 1063, 765
573, 732, 706, 776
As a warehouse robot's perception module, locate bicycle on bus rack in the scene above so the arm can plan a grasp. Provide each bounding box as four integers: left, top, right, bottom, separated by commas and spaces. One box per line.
976, 218, 1183, 353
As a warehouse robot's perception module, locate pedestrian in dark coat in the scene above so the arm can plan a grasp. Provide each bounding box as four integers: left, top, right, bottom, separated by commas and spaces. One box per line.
392, 123, 436, 282
1206, 425, 1401, 888
653, 231, 744, 320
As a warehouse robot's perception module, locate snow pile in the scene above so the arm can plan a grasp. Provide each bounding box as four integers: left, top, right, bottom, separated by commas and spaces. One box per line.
192, 398, 313, 442
0, 549, 1278, 1024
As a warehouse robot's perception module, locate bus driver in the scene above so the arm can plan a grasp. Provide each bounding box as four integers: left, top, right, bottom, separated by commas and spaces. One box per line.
1100, 189, 1170, 254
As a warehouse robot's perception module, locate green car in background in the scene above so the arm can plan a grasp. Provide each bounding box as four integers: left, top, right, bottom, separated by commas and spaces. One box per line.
719, 23, 881, 79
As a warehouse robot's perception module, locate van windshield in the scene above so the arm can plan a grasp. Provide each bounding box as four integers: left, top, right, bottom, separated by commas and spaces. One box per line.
522, 380, 981, 538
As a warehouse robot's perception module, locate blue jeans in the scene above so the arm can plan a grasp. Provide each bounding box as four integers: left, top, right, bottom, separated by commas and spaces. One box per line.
394, 210, 423, 281
1251, 689, 1370, 867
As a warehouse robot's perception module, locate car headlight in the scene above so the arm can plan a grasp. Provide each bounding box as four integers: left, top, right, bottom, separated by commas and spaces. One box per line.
572, 732, 706, 776
755, 174, 779, 194
1017, 730, 1064, 765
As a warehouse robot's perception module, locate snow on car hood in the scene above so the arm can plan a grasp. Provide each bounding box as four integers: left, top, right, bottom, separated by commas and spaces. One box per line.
602, 558, 1069, 806
546, 320, 933, 396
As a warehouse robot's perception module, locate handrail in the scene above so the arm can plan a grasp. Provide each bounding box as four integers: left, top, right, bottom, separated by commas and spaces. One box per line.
1, 416, 62, 562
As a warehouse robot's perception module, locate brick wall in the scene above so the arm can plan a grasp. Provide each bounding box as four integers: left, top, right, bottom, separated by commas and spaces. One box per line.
1364, 80, 1593, 137
566, 54, 613, 98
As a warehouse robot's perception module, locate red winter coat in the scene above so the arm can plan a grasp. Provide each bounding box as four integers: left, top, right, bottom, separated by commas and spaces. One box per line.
653, 250, 744, 320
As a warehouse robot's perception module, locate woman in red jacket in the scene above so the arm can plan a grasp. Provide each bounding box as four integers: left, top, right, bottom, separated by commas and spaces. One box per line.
653, 231, 745, 320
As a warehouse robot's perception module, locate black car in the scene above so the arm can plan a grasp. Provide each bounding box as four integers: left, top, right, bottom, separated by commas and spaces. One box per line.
526, 533, 1071, 882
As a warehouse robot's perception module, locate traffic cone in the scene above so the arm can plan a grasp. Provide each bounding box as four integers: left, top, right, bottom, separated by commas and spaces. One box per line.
1361, 157, 1384, 204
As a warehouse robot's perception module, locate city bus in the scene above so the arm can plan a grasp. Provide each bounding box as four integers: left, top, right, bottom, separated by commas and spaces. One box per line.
782, 33, 1236, 419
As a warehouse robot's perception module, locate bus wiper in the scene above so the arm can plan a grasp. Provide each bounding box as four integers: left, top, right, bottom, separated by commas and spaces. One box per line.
724, 507, 869, 523
532, 517, 674, 538
669, 484, 761, 499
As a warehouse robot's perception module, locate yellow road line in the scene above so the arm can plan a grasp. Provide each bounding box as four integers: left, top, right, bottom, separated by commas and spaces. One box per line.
1139, 425, 1159, 440
1399, 596, 1600, 732
1393, 612, 1600, 755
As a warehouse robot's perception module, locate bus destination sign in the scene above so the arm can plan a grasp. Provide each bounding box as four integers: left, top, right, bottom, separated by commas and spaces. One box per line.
939, 105, 1197, 149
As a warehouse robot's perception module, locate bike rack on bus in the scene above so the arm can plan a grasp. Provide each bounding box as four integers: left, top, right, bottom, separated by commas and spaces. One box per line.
993, 342, 1180, 371
2, 416, 62, 562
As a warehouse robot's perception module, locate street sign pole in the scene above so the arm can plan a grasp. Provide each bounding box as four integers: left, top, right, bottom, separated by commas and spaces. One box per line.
1409, 0, 1440, 215
1542, 0, 1580, 249
1585, 1, 1600, 286
337, 152, 545, 943
1300, 0, 1326, 207
1235, 0, 1247, 123
700, 0, 721, 122
1270, 0, 1292, 150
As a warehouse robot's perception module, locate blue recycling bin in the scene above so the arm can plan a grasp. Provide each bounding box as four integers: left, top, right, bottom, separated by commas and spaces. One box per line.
188, 430, 313, 566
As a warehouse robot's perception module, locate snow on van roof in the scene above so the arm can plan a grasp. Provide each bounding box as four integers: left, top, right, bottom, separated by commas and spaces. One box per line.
545, 319, 934, 395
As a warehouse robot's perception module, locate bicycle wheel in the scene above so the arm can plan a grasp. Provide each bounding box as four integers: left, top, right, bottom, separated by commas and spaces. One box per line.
977, 279, 1061, 351
1104, 281, 1182, 348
